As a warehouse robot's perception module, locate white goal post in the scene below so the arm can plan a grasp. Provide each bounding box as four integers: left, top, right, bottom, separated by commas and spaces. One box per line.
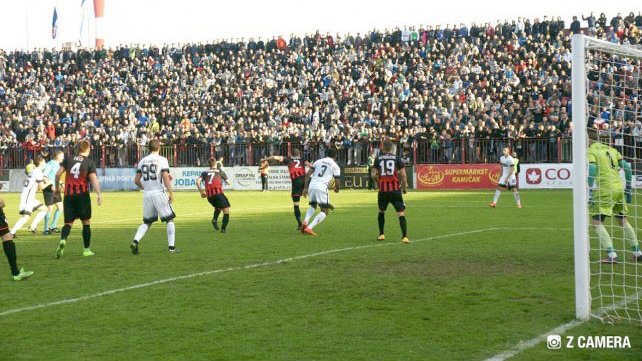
572, 34, 642, 322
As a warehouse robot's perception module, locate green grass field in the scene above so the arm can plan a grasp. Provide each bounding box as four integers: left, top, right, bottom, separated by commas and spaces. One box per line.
0, 189, 640, 361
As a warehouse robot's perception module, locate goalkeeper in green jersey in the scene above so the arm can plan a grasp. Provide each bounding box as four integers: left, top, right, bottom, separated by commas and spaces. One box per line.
588, 128, 642, 264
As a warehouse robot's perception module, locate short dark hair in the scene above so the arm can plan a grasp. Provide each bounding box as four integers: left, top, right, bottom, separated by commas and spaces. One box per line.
78, 140, 91, 153
208, 157, 217, 168
149, 139, 161, 152
383, 140, 394, 153
326, 148, 337, 159
34, 156, 45, 167
291, 148, 301, 157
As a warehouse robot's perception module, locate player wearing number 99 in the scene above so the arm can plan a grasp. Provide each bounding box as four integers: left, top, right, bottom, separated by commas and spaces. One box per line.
587, 128, 642, 264
372, 140, 409, 243
131, 140, 177, 254
301, 148, 341, 236
55, 140, 102, 259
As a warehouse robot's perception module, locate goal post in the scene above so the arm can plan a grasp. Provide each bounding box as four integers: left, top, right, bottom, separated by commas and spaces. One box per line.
572, 34, 590, 320
572, 34, 642, 323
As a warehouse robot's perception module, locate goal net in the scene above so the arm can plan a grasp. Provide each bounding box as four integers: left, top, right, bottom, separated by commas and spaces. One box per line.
572, 34, 642, 324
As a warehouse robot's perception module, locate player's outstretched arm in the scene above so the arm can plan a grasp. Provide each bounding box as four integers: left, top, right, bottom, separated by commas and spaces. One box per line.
263, 156, 283, 163
302, 168, 314, 197
620, 159, 633, 203
196, 176, 206, 198
400, 167, 408, 194
134, 173, 144, 190
88, 173, 102, 206
162, 171, 174, 204
54, 167, 65, 193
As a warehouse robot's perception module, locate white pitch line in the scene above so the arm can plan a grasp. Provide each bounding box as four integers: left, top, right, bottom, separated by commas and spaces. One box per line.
0, 228, 495, 317
484, 289, 640, 361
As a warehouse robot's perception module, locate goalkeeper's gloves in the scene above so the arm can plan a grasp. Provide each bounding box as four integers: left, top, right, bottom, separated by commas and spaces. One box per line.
588, 189, 594, 206
625, 186, 632, 204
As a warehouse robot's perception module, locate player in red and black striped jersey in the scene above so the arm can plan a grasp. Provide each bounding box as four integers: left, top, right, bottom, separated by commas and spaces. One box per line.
196, 158, 231, 233
263, 148, 312, 230
371, 141, 409, 243
54, 140, 102, 258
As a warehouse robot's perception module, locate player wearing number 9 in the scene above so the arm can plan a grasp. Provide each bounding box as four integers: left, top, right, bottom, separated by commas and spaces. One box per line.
587, 128, 642, 264
54, 140, 102, 259
371, 140, 409, 244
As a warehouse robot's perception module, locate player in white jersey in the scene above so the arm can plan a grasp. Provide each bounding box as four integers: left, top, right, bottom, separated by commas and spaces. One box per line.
301, 148, 341, 235
10, 156, 50, 236
489, 147, 522, 208
130, 140, 177, 254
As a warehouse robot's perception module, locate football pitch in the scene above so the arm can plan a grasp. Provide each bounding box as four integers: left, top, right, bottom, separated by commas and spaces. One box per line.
0, 189, 640, 361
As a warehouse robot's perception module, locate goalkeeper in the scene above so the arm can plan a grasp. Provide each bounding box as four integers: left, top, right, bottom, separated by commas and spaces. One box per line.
588, 128, 642, 263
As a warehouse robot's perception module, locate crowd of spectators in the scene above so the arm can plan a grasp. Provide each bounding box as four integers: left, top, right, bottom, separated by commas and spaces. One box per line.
0, 11, 641, 165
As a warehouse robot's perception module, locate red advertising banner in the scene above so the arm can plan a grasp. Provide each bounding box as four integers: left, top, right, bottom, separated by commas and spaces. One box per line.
415, 164, 502, 190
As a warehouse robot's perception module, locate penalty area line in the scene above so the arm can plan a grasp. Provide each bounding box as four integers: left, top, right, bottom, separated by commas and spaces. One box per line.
0, 228, 495, 317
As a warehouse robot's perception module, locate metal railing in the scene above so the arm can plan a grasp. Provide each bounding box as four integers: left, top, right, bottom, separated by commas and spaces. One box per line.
0, 138, 578, 170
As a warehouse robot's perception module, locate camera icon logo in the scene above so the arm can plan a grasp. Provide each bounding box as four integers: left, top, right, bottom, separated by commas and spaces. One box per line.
547, 334, 562, 349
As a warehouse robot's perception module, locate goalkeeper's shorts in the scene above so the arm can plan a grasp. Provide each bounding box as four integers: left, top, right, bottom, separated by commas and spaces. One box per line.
590, 190, 627, 218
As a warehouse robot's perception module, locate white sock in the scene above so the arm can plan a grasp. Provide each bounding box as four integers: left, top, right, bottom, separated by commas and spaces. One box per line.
304, 207, 316, 224
309, 212, 327, 230
10, 215, 30, 234
134, 223, 149, 242
493, 189, 501, 203
513, 192, 521, 205
167, 221, 175, 248
29, 210, 47, 230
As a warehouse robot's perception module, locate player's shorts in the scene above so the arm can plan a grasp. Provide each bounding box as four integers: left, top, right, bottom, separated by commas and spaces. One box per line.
308, 187, 333, 209
291, 177, 305, 202
498, 175, 517, 190
590, 190, 627, 220
43, 186, 62, 206
378, 191, 406, 212
143, 191, 176, 223
0, 210, 9, 237
19, 197, 42, 216
63, 192, 92, 223
207, 194, 231, 210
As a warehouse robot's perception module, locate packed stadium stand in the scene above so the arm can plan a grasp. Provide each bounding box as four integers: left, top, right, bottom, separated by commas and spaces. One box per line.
0, 11, 641, 168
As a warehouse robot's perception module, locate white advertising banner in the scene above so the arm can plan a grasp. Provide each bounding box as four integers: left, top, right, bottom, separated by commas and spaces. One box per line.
231, 165, 291, 191
518, 164, 573, 189
170, 167, 234, 191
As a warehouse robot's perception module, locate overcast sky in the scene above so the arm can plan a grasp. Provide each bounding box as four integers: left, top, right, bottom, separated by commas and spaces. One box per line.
0, 0, 640, 50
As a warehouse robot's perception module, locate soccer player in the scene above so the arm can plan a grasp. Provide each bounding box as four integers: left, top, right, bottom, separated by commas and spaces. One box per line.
196, 158, 231, 233
263, 149, 312, 229
131, 140, 177, 254
259, 159, 269, 191
301, 148, 341, 236
54, 140, 102, 258
1, 198, 34, 281
587, 128, 642, 263
43, 150, 64, 235
10, 156, 49, 236
372, 141, 409, 243
489, 147, 522, 208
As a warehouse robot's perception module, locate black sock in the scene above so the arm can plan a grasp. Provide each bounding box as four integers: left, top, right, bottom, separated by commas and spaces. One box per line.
2, 241, 19, 276
213, 209, 221, 221
82, 225, 91, 249
61, 224, 72, 240
378, 213, 385, 235
294, 205, 301, 225
222, 213, 230, 230
399, 216, 407, 237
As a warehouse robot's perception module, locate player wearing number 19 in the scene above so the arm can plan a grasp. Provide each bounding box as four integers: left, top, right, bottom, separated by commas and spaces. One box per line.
131, 140, 177, 254
54, 140, 102, 258
372, 141, 409, 243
